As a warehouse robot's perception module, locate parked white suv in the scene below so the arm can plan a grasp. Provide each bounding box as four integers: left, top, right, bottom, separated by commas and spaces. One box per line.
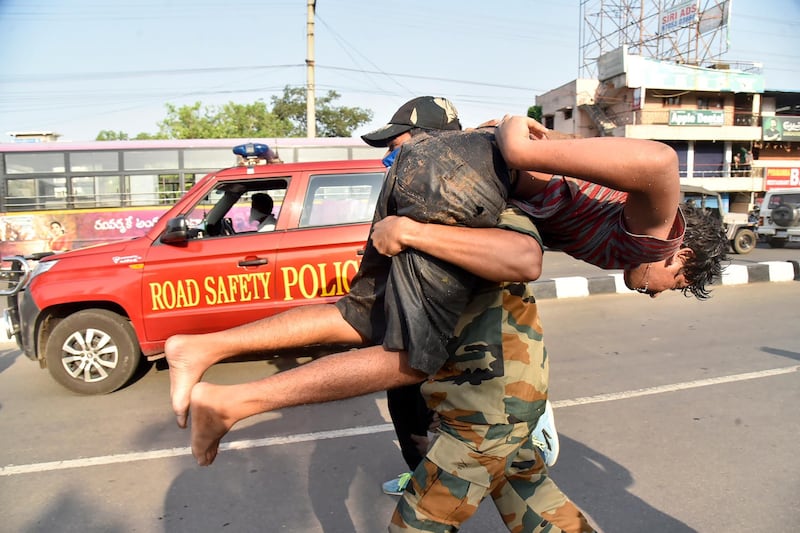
757, 188, 800, 248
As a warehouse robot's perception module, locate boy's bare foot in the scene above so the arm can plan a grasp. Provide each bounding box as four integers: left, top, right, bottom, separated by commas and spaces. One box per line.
190, 382, 237, 466
165, 334, 211, 428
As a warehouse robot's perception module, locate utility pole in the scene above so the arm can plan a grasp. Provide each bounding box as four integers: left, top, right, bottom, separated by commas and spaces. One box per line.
306, 0, 316, 138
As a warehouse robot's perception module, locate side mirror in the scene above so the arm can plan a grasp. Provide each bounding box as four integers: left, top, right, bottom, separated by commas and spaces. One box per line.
161, 216, 189, 245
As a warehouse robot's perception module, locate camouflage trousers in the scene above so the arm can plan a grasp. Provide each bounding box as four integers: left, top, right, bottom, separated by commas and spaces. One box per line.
389, 420, 594, 533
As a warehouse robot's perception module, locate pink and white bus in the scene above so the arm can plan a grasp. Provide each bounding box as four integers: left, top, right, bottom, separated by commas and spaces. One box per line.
0, 138, 382, 258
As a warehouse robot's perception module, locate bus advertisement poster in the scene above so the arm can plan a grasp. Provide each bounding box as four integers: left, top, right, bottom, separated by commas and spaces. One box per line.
0, 207, 168, 258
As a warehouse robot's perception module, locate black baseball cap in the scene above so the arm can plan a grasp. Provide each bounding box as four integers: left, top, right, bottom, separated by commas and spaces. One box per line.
361, 96, 462, 147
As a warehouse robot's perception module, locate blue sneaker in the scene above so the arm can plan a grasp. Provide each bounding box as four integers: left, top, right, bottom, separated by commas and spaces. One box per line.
382, 472, 412, 496
531, 400, 560, 467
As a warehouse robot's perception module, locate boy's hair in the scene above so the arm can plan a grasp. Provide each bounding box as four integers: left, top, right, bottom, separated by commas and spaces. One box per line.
679, 205, 729, 300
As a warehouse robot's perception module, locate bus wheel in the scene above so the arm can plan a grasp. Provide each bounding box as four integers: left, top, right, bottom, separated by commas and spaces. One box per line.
45, 309, 141, 395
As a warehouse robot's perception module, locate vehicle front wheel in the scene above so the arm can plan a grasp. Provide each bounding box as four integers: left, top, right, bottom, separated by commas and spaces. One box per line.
45, 309, 141, 394
732, 228, 756, 254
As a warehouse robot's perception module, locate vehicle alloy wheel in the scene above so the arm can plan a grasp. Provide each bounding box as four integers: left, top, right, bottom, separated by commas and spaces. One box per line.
45, 309, 140, 394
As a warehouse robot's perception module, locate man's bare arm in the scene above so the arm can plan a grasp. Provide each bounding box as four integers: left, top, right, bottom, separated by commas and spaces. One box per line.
496, 115, 680, 239
370, 215, 542, 282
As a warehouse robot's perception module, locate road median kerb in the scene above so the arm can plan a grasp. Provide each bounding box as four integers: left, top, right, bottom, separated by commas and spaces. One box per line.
530, 260, 800, 300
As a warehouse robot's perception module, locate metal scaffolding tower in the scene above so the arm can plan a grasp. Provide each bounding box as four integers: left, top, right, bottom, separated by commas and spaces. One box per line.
579, 0, 732, 79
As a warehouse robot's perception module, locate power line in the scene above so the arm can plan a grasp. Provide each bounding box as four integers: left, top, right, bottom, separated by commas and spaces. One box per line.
0, 64, 543, 93
315, 13, 414, 97
318, 66, 544, 93
0, 65, 303, 84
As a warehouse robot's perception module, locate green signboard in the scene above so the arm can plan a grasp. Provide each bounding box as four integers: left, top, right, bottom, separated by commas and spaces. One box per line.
669, 110, 724, 126
626, 55, 765, 93
762, 116, 800, 141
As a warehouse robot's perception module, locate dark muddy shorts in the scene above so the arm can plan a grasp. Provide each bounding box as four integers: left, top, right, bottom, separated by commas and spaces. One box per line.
336, 129, 512, 375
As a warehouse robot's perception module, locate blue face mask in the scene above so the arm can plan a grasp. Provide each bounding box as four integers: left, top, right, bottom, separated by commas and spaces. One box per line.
382, 147, 400, 168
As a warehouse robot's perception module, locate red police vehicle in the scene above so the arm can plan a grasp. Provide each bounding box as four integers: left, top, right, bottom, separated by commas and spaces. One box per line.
1, 144, 385, 394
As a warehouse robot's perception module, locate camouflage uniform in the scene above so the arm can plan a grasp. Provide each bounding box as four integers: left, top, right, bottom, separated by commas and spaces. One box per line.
390, 208, 595, 533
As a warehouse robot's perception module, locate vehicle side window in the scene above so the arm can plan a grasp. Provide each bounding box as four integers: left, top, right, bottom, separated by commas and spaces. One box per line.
299, 172, 384, 228
184, 178, 289, 238
767, 193, 800, 209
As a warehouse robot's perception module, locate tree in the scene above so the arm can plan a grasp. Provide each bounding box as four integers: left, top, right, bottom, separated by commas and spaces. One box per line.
95, 86, 372, 140
527, 105, 542, 122
96, 130, 129, 141
213, 101, 293, 138
270, 86, 372, 137
96, 129, 161, 141
156, 102, 218, 139
154, 100, 295, 139
133, 132, 161, 140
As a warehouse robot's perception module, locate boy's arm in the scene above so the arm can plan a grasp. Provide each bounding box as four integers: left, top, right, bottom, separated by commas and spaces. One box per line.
370, 215, 542, 283
496, 115, 680, 239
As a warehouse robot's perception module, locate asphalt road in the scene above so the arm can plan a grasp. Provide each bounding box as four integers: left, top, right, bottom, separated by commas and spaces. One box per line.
1, 280, 798, 532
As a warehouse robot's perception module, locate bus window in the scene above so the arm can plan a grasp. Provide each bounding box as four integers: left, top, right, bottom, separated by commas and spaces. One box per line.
5, 152, 65, 174
183, 149, 235, 170
123, 150, 179, 171
72, 175, 123, 208
5, 179, 37, 211
70, 151, 119, 172
158, 174, 182, 204
41, 177, 68, 210
126, 174, 160, 206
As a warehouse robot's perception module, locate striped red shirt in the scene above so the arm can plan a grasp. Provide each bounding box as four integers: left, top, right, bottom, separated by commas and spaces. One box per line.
512, 176, 685, 269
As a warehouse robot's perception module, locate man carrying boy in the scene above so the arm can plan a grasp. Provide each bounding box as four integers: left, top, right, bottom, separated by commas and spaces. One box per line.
166, 110, 726, 531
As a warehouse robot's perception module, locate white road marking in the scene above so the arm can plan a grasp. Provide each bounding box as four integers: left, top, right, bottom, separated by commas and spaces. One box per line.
2, 365, 797, 477
552, 365, 799, 408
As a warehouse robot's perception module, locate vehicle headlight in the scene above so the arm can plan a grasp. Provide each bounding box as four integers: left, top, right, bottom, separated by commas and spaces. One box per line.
30, 259, 59, 281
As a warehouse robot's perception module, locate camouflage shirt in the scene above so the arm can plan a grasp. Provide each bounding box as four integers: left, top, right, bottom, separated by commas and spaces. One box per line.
422, 207, 548, 426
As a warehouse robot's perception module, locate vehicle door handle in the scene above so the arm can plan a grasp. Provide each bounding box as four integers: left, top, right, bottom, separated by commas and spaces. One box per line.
238, 258, 269, 267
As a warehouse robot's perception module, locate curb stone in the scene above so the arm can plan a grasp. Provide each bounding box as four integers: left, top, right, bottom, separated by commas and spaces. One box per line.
531, 260, 800, 300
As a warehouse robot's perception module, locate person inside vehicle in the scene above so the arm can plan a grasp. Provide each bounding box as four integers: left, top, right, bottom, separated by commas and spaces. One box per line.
250, 193, 277, 232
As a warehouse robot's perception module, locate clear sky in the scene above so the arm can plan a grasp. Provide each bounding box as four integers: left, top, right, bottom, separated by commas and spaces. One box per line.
0, 0, 798, 142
